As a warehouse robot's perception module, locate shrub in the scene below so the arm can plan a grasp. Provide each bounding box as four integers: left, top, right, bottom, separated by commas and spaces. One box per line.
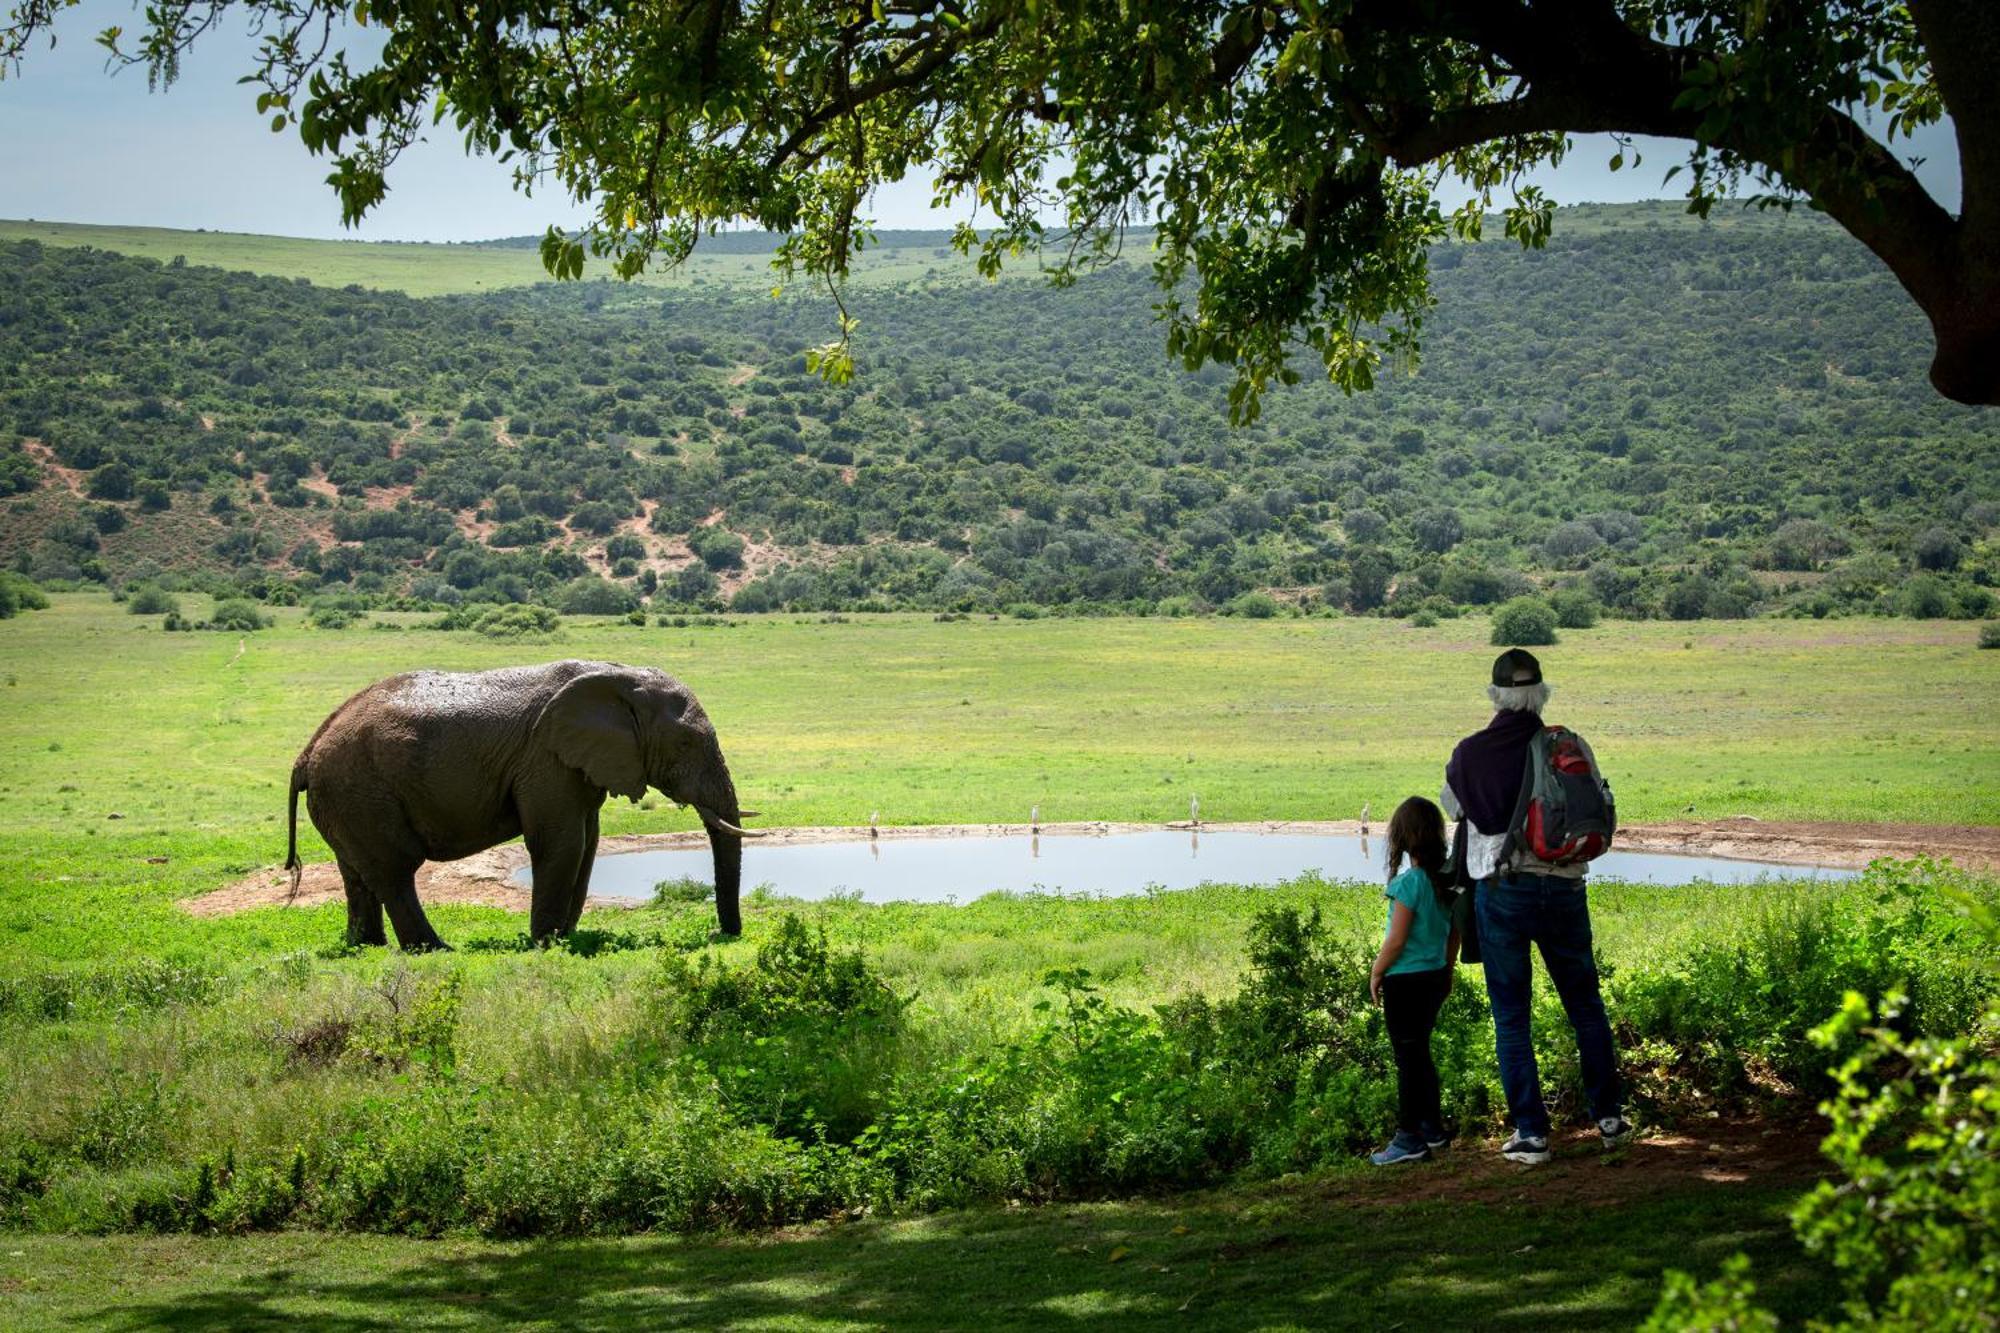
125, 585, 180, 616
1549, 588, 1601, 628
558, 577, 640, 616
1911, 525, 1964, 572
1647, 900, 2000, 1331
688, 527, 747, 572
1662, 573, 1714, 620
209, 599, 274, 632
1980, 623, 2000, 649
1490, 596, 1559, 646
1228, 591, 1280, 618
0, 573, 49, 621
470, 604, 562, 638
1898, 574, 1952, 619
653, 916, 907, 1144
306, 594, 369, 629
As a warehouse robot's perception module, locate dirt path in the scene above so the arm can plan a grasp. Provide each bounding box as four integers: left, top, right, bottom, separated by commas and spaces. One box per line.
1285, 1114, 1827, 1210
181, 818, 1997, 918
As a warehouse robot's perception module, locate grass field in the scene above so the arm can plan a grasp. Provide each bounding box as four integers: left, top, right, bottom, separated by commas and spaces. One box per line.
0, 220, 998, 297
0, 594, 1993, 961
0, 202, 1809, 298
1, 596, 1994, 1328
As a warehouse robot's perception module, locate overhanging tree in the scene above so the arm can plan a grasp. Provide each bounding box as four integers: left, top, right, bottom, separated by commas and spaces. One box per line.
5, 0, 1994, 414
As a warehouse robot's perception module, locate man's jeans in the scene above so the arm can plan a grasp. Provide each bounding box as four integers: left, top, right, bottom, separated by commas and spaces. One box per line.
1475, 872, 1623, 1138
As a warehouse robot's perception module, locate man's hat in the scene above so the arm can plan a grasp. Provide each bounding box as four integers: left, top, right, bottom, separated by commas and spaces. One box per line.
1492, 648, 1543, 687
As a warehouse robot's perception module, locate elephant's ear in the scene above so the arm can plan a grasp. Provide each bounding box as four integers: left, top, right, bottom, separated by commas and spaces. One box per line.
534, 673, 648, 801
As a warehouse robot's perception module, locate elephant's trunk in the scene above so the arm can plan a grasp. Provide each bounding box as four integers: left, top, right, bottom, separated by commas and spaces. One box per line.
692, 760, 744, 937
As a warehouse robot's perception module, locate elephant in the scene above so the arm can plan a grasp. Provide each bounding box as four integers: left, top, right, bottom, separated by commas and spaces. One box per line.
284, 659, 758, 949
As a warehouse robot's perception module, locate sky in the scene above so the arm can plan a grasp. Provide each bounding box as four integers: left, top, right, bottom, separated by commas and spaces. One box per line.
0, 1, 1963, 243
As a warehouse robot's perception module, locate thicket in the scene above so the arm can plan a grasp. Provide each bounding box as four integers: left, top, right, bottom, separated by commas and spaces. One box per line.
0, 862, 1989, 1239
1647, 895, 1998, 1333
2, 207, 1996, 617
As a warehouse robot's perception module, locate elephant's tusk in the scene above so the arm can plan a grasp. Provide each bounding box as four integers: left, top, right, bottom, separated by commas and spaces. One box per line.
738, 808, 762, 818
693, 805, 769, 838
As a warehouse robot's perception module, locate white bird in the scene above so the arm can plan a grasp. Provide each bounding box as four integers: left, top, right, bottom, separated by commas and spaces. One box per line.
1030, 804, 1040, 831
869, 810, 880, 839
1190, 794, 1200, 827
1360, 801, 1371, 835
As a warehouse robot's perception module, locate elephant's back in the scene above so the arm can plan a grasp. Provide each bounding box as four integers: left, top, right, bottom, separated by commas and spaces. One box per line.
303, 661, 616, 769
372, 660, 613, 724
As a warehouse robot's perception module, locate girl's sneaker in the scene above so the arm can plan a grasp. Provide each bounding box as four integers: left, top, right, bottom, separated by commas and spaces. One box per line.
1501, 1131, 1551, 1165
1371, 1132, 1431, 1166
1598, 1116, 1635, 1148
1421, 1123, 1452, 1152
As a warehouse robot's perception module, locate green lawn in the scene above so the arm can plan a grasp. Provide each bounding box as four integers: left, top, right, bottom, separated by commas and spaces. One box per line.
0, 1173, 1824, 1330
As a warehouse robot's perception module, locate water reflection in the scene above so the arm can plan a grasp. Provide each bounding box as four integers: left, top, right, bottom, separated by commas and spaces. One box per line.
519, 830, 1859, 904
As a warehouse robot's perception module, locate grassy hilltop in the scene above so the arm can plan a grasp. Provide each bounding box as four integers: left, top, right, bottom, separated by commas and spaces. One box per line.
0, 218, 996, 297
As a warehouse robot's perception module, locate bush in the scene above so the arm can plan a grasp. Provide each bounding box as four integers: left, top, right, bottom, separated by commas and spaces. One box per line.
0, 573, 49, 621
1549, 588, 1601, 629
1490, 597, 1559, 646
688, 527, 747, 572
654, 916, 907, 1144
1647, 900, 2000, 1332
558, 577, 640, 616
1898, 574, 1952, 619
1228, 591, 1280, 619
306, 594, 369, 629
209, 599, 274, 632
1980, 623, 2000, 649
125, 585, 180, 616
468, 604, 562, 638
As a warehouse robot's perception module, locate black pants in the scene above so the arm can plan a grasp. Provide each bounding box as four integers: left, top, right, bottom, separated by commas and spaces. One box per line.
1382, 967, 1452, 1136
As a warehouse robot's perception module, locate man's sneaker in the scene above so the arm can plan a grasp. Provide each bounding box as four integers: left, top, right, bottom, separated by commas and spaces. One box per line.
1501, 1131, 1551, 1165
1598, 1116, 1635, 1149
1371, 1133, 1431, 1166
1421, 1124, 1452, 1152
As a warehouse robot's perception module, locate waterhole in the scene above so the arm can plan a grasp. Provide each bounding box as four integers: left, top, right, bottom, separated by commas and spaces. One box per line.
511, 830, 1858, 903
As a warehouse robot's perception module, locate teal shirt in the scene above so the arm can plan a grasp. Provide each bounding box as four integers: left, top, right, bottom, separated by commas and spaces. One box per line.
1383, 867, 1453, 976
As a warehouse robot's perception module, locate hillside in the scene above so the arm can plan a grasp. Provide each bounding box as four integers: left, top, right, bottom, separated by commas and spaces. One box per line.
1, 203, 1996, 620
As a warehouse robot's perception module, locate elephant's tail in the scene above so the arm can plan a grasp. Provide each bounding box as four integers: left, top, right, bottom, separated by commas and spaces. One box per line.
284, 759, 307, 900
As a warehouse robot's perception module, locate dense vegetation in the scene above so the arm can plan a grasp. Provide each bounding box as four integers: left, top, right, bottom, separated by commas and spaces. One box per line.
0, 862, 1990, 1240
2, 205, 1997, 624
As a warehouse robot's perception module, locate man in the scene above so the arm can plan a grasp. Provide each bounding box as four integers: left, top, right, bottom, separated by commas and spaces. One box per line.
1442, 648, 1631, 1165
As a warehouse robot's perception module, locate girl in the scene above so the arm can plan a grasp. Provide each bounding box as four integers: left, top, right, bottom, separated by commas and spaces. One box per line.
1368, 796, 1462, 1165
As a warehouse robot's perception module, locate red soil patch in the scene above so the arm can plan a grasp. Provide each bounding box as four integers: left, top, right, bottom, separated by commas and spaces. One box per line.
21, 439, 86, 496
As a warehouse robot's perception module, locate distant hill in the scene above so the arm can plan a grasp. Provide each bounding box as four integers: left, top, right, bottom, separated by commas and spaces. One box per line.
0, 219, 1011, 297
1, 203, 1995, 620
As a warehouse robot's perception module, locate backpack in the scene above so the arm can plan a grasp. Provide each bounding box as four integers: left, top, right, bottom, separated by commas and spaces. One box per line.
1503, 725, 1616, 866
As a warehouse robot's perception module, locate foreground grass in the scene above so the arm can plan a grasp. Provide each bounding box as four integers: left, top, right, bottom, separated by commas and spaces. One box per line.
1, 1171, 1826, 1331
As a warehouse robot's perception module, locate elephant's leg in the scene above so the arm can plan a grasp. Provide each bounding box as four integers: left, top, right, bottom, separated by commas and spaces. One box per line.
524, 822, 586, 941
336, 856, 387, 947
376, 864, 448, 953
563, 808, 600, 934
343, 846, 446, 953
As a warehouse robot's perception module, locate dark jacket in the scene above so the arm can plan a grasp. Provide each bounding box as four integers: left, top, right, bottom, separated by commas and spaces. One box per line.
1445, 709, 1544, 836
